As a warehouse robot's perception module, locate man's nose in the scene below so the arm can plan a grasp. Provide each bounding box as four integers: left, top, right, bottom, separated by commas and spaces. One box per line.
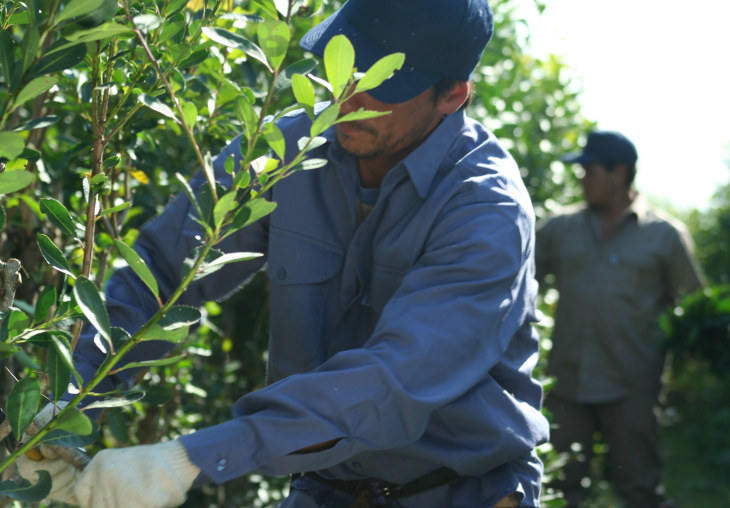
341, 93, 364, 114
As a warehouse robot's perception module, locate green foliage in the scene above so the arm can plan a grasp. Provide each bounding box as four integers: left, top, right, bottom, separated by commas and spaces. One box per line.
661, 285, 730, 376
0, 0, 592, 505
686, 177, 730, 285
471, 1, 592, 219
0, 0, 405, 503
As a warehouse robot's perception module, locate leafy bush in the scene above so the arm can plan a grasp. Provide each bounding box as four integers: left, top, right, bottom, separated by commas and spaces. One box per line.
0, 0, 587, 505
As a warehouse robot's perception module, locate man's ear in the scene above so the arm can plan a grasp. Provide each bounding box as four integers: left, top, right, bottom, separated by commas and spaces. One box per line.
436, 81, 470, 115
614, 163, 629, 187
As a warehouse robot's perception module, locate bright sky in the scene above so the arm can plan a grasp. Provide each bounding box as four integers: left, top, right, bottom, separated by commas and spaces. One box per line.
524, 0, 730, 211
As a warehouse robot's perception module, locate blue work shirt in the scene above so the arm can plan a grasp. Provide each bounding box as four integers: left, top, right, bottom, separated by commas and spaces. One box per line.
73, 108, 549, 506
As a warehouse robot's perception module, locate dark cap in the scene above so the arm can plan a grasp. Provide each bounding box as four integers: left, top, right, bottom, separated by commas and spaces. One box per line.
562, 131, 638, 166
300, 0, 493, 104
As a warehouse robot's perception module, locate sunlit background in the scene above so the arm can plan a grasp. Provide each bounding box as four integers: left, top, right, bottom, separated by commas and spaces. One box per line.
523, 0, 730, 210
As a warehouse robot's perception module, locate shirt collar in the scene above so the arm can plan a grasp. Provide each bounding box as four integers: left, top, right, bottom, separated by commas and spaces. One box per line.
321, 109, 467, 199
400, 111, 466, 198
625, 193, 653, 224
584, 192, 652, 225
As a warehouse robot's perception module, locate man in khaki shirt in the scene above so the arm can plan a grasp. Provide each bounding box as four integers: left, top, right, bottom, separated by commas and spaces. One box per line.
536, 131, 704, 507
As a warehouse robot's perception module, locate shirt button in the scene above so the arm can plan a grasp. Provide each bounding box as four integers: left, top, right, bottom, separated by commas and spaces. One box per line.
216, 459, 227, 472
277, 268, 287, 280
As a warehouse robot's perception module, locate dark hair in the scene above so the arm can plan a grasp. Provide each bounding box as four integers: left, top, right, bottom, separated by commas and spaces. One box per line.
604, 160, 637, 187
433, 78, 472, 110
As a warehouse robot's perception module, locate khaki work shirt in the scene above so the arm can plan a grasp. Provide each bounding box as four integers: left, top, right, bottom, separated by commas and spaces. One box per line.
536, 197, 704, 402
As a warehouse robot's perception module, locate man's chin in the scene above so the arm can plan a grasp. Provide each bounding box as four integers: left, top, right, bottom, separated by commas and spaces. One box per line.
336, 129, 380, 159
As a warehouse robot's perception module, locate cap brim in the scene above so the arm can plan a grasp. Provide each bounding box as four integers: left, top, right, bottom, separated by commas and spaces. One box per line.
561, 153, 600, 164
300, 8, 441, 103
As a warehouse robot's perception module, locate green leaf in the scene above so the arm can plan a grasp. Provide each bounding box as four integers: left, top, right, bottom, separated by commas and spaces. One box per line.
0, 206, 6, 232
196, 251, 263, 279
7, 12, 30, 25
54, 407, 93, 435
257, 20, 289, 71
7, 376, 40, 440
159, 305, 201, 331
354, 52, 406, 94
182, 101, 197, 129
114, 353, 187, 372
234, 95, 258, 140
202, 153, 216, 204
12, 116, 60, 132
40, 198, 78, 238
12, 76, 58, 112
296, 136, 328, 152
274, 59, 317, 94
0, 170, 34, 194
323, 34, 354, 99
132, 14, 162, 33
33, 285, 56, 325
56, 0, 104, 23
41, 426, 99, 447
49, 22, 132, 52
0, 29, 15, 86
110, 326, 131, 351
0, 132, 25, 161
310, 103, 341, 137
336, 108, 390, 124
6, 310, 29, 339
20, 26, 39, 74
250, 0, 278, 19
141, 323, 188, 343
230, 197, 277, 231
73, 276, 111, 347
45, 331, 75, 369
202, 27, 271, 72
291, 73, 315, 109
81, 392, 144, 410
159, 17, 185, 43
47, 340, 72, 403
113, 239, 160, 300
138, 94, 178, 122
213, 190, 237, 228
97, 201, 131, 220
262, 121, 286, 160
33, 42, 86, 75
37, 233, 75, 278
300, 158, 328, 170
179, 47, 208, 68
174, 173, 206, 229
0, 470, 51, 503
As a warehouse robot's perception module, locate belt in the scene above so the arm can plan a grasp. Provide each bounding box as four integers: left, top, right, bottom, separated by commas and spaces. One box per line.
300, 469, 520, 507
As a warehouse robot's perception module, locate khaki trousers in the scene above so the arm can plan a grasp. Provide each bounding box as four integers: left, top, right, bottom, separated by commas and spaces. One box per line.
546, 391, 667, 507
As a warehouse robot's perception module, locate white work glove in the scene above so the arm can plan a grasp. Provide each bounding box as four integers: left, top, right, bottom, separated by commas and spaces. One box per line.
16, 401, 80, 505
74, 439, 201, 508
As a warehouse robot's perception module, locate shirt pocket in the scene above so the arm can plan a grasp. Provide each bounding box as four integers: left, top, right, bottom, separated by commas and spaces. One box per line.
266, 227, 343, 285
265, 228, 344, 377
604, 249, 660, 302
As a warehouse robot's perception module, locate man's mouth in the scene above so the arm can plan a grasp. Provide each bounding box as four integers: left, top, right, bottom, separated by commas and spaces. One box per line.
337, 121, 372, 136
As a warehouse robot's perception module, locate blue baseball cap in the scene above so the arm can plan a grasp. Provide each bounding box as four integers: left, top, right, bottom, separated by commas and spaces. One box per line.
300, 0, 494, 104
563, 131, 638, 166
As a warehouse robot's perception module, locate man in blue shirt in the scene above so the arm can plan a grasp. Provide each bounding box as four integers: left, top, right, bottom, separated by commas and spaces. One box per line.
20, 0, 549, 506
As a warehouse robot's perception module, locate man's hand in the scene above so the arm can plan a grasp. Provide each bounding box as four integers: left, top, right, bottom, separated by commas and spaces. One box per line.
16, 401, 80, 505
74, 440, 200, 508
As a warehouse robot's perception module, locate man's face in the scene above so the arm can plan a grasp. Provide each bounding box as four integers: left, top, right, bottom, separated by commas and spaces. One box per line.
579, 162, 622, 207
334, 88, 444, 163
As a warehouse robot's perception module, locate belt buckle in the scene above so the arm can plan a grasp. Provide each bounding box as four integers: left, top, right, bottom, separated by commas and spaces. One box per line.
350, 480, 393, 508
